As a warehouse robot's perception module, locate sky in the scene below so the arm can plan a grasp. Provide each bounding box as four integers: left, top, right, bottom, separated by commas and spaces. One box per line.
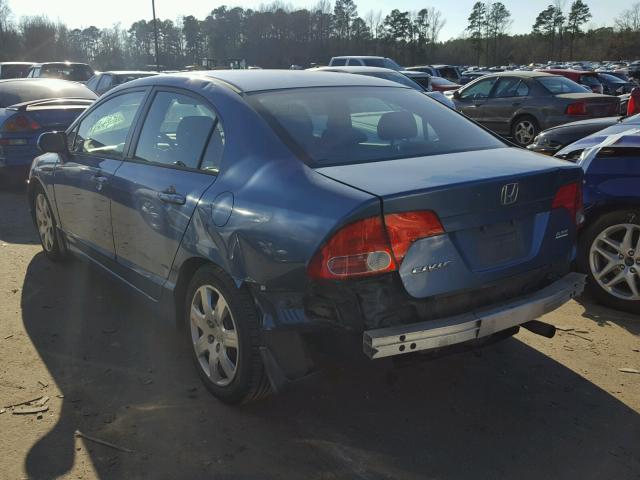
5, 0, 626, 41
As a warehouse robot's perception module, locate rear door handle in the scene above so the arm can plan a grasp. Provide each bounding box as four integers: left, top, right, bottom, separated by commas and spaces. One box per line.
158, 192, 186, 205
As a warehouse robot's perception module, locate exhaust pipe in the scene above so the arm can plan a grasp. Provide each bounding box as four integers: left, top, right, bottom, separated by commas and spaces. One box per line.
521, 320, 556, 339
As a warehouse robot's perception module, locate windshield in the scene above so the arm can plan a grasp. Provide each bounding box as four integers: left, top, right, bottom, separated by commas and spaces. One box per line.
0, 64, 32, 79
432, 77, 458, 86
0, 80, 96, 107
356, 72, 424, 91
40, 64, 94, 82
537, 76, 587, 94
250, 86, 504, 167
599, 73, 625, 84
362, 58, 402, 71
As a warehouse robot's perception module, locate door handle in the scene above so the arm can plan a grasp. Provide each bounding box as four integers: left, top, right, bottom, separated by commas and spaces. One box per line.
158, 191, 186, 205
91, 174, 108, 191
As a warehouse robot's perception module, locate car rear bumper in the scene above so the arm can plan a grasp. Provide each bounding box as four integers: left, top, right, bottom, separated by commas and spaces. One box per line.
363, 272, 585, 359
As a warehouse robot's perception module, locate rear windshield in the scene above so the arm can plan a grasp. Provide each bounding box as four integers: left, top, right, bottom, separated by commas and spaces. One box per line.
40, 64, 94, 82
250, 86, 504, 167
0, 80, 96, 107
0, 64, 32, 79
356, 72, 424, 91
362, 58, 402, 70
536, 76, 586, 94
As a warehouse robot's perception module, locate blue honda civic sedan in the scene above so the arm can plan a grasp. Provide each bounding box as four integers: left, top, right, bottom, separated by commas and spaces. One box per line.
29, 71, 586, 404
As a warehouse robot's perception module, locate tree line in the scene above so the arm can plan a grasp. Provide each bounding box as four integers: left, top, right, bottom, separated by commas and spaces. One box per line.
0, 0, 639, 71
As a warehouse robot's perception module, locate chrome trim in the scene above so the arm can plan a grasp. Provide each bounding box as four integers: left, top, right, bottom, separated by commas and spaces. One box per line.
363, 272, 586, 359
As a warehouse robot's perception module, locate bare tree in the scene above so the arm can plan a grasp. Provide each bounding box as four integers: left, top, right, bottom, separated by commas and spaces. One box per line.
615, 2, 640, 31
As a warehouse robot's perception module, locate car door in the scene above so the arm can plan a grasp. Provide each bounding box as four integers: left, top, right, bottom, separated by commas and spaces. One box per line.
109, 88, 223, 298
454, 77, 498, 124
53, 89, 147, 261
482, 77, 530, 135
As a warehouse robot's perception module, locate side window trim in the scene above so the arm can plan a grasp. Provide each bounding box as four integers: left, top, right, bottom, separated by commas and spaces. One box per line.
69, 87, 151, 160
124, 86, 224, 175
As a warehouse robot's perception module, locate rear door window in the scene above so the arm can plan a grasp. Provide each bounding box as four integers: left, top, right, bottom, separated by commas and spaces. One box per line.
133, 91, 219, 169
493, 78, 528, 98
331, 58, 346, 66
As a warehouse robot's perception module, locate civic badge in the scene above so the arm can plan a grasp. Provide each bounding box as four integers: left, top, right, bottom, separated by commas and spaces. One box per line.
500, 183, 519, 206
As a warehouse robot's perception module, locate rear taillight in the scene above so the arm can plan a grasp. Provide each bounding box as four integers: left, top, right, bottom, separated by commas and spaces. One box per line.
384, 211, 444, 263
552, 182, 584, 227
2, 114, 41, 132
566, 102, 587, 116
307, 211, 444, 280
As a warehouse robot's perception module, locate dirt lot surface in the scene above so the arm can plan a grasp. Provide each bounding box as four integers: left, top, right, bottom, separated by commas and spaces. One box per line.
0, 189, 639, 480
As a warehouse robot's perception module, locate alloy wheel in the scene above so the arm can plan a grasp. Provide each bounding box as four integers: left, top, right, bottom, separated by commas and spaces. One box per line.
589, 223, 640, 301
514, 120, 536, 145
189, 285, 239, 386
35, 193, 55, 252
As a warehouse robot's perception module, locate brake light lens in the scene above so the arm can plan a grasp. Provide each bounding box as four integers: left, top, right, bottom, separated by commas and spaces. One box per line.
566, 102, 587, 116
307, 210, 445, 280
552, 182, 584, 227
2, 114, 41, 132
384, 211, 444, 262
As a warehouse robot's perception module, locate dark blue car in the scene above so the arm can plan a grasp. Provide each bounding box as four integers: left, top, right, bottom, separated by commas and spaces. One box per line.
0, 79, 96, 185
29, 71, 586, 404
556, 127, 640, 314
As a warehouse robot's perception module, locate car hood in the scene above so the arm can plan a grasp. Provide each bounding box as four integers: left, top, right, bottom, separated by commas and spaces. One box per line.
316, 146, 576, 198
556, 125, 640, 157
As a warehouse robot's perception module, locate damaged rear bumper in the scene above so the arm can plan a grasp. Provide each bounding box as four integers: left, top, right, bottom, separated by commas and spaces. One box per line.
363, 272, 585, 359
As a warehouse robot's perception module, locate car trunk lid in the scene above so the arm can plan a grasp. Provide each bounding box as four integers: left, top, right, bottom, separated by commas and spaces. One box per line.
556, 93, 620, 117
317, 147, 581, 298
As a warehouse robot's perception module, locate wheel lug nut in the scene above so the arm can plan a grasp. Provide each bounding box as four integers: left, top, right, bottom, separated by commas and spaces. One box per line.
629, 250, 636, 257
631, 267, 637, 274
619, 254, 625, 260
619, 264, 625, 271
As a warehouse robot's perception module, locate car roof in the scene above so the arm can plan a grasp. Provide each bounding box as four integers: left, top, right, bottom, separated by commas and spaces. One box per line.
31, 62, 91, 67
313, 66, 397, 74
147, 69, 407, 93
0, 78, 86, 86
482, 71, 557, 78
401, 70, 431, 77
0, 62, 35, 66
544, 68, 596, 75
98, 71, 158, 75
331, 56, 387, 60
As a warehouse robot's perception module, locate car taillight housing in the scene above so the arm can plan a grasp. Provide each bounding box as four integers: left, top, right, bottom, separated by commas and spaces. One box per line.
552, 182, 584, 227
2, 114, 41, 133
307, 211, 444, 280
566, 102, 587, 116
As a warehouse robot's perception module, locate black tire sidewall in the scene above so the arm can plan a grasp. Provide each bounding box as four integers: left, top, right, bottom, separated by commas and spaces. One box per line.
578, 210, 640, 314
184, 265, 262, 404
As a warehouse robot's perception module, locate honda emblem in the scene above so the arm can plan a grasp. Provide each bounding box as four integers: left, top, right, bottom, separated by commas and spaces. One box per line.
500, 183, 519, 206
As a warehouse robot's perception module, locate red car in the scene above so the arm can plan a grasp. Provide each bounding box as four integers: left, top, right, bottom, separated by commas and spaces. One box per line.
430, 76, 461, 92
542, 69, 604, 94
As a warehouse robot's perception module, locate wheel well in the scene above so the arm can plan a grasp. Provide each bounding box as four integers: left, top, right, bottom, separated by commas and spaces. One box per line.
173, 257, 213, 327
511, 113, 538, 130
27, 179, 45, 220
583, 203, 640, 231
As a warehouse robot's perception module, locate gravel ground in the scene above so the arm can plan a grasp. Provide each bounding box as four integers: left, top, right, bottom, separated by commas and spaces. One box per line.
0, 189, 639, 480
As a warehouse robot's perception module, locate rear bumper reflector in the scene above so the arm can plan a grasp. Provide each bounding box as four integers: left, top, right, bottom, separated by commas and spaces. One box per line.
363, 272, 586, 359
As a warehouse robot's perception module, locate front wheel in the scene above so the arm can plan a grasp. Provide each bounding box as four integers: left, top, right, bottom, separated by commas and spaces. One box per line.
184, 265, 271, 404
578, 210, 640, 314
511, 116, 539, 147
32, 188, 67, 261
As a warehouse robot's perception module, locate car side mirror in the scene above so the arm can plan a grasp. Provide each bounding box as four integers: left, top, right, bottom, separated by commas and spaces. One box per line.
453, 90, 461, 99
38, 131, 68, 154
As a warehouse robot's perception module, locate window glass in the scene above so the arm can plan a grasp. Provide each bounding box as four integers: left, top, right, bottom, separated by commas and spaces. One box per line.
347, 59, 363, 66
331, 58, 346, 66
493, 78, 527, 98
537, 76, 586, 94
96, 75, 112, 93
580, 75, 601, 87
516, 81, 530, 96
134, 91, 218, 169
459, 77, 497, 100
200, 123, 226, 173
251, 86, 504, 167
40, 64, 94, 82
73, 91, 145, 156
86, 75, 100, 91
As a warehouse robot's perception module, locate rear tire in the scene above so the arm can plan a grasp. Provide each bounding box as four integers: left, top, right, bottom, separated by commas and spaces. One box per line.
511, 115, 539, 147
578, 210, 640, 315
184, 264, 271, 404
31, 186, 67, 262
